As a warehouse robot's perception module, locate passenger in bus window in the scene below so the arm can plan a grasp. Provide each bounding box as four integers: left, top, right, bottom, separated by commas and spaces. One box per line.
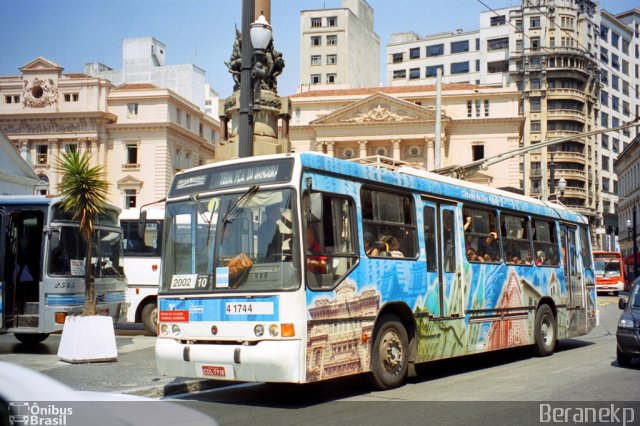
464, 216, 473, 232
384, 235, 404, 258
479, 231, 499, 261
364, 231, 379, 257
535, 250, 546, 266
305, 226, 327, 273
257, 204, 284, 259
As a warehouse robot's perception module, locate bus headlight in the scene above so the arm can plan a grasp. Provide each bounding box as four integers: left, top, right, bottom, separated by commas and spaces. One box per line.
171, 324, 182, 336
160, 324, 170, 336
254, 324, 264, 337
269, 324, 279, 337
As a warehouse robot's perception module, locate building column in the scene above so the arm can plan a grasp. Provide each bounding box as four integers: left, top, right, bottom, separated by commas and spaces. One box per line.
78, 138, 89, 156
358, 140, 368, 158
391, 139, 401, 161
314, 141, 324, 153
49, 139, 59, 193
89, 138, 99, 167
18, 139, 30, 164
425, 137, 435, 171
325, 141, 335, 157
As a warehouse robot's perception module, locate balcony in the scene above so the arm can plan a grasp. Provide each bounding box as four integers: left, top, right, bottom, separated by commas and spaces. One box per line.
546, 87, 585, 102
547, 109, 585, 122
556, 168, 586, 180
545, 130, 582, 139
549, 151, 585, 162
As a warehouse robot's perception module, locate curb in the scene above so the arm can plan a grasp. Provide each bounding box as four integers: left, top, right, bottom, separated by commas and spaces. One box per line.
123, 378, 232, 399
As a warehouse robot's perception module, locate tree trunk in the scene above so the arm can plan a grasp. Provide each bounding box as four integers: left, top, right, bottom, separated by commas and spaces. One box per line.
82, 232, 97, 316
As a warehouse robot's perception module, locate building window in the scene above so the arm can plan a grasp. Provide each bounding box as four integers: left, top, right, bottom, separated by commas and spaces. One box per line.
326, 54, 337, 65
601, 134, 609, 150
530, 78, 541, 90
530, 37, 540, 51
601, 112, 609, 127
176, 108, 182, 124
64, 143, 78, 154
409, 47, 420, 60
426, 65, 443, 77
611, 54, 620, 70
602, 155, 609, 171
472, 144, 485, 161
311, 74, 321, 84
515, 19, 523, 31
311, 36, 321, 46
392, 52, 404, 63
530, 97, 541, 112
450, 61, 469, 74
326, 73, 337, 84
612, 138, 620, 154
64, 93, 79, 102
125, 189, 137, 209
426, 44, 444, 57
622, 39, 630, 55
185, 113, 191, 129
601, 70, 608, 84
483, 99, 489, 117
450, 40, 469, 54
326, 35, 337, 46
487, 60, 508, 73
490, 15, 505, 26
327, 16, 337, 27
530, 16, 540, 29
175, 148, 182, 170
531, 120, 541, 132
611, 32, 620, 49
600, 90, 608, 106
311, 17, 321, 27
409, 68, 420, 80
392, 69, 406, 79
4, 95, 20, 104
612, 75, 619, 91
126, 144, 138, 165
612, 96, 619, 112
600, 25, 608, 41
36, 145, 48, 165
185, 152, 191, 169
600, 47, 609, 64
487, 37, 509, 51
467, 100, 472, 118
127, 103, 139, 117
311, 55, 321, 66
475, 99, 481, 117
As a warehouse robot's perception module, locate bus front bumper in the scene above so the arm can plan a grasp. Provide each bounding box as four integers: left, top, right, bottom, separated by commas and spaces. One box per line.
156, 337, 303, 383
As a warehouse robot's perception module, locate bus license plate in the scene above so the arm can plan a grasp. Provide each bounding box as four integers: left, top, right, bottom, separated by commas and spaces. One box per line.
202, 365, 226, 377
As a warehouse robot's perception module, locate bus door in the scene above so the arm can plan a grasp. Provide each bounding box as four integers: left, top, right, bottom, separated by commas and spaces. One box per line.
561, 225, 583, 309
422, 200, 462, 318
0, 210, 44, 331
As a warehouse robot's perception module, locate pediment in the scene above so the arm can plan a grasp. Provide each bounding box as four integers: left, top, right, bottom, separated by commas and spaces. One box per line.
20, 57, 64, 74
117, 175, 143, 189
310, 92, 443, 126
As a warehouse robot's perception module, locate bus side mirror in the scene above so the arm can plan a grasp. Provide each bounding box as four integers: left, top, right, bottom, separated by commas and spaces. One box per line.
138, 210, 148, 238
309, 193, 323, 223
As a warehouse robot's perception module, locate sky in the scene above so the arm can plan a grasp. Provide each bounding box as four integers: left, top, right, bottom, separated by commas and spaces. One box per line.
0, 0, 637, 99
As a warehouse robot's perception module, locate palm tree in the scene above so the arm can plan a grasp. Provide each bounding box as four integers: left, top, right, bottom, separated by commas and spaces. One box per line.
54, 150, 109, 316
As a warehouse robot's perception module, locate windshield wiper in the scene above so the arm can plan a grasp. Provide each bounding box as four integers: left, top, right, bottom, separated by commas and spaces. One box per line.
222, 185, 260, 224
189, 193, 213, 225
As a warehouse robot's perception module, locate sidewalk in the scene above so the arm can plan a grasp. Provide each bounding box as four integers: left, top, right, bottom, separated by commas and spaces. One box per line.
0, 324, 226, 398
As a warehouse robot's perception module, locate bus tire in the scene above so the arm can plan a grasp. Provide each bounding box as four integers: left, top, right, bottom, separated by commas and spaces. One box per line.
142, 302, 158, 335
15, 333, 49, 345
532, 304, 556, 356
370, 315, 408, 390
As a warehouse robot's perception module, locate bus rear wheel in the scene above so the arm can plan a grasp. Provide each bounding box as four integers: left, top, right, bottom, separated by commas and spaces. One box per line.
15, 333, 49, 345
532, 304, 556, 356
141, 302, 158, 335
370, 315, 408, 390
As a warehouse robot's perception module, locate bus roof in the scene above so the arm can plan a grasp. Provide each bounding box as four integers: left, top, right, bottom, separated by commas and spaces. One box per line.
168, 152, 587, 225
120, 207, 165, 221
0, 195, 121, 215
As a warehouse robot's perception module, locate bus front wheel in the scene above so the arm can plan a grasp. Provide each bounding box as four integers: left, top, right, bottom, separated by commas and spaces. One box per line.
533, 304, 556, 356
15, 333, 49, 345
370, 315, 408, 390
141, 302, 158, 335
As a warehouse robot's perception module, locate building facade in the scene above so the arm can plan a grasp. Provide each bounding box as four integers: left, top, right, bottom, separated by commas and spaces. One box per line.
614, 133, 640, 273
290, 83, 523, 190
84, 37, 219, 118
385, 1, 640, 249
299, 0, 380, 92
0, 57, 219, 209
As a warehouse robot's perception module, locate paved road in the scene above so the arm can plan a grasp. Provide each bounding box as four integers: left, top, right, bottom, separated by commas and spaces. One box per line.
170, 295, 640, 425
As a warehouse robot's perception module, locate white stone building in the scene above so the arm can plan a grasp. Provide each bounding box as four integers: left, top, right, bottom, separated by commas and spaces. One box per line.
0, 57, 219, 209
299, 0, 380, 92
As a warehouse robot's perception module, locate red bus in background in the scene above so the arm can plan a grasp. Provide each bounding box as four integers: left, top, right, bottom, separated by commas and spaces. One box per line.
593, 251, 625, 295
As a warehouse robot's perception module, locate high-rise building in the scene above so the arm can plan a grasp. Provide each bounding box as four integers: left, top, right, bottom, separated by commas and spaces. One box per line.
299, 0, 380, 92
386, 1, 640, 249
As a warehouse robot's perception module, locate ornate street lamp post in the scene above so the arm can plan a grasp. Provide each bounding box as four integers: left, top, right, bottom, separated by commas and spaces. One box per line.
627, 205, 638, 280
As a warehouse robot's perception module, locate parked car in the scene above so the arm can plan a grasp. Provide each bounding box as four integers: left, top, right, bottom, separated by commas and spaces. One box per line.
616, 278, 640, 367
0, 361, 216, 426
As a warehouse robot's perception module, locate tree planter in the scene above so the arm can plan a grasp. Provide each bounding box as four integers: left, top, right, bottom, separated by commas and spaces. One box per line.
57, 315, 118, 363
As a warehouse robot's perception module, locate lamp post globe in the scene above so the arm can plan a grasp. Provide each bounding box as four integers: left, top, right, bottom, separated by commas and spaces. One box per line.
250, 15, 272, 51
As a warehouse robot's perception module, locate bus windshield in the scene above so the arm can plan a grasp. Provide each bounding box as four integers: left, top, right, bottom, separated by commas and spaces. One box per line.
160, 188, 300, 293
49, 225, 124, 277
594, 254, 622, 278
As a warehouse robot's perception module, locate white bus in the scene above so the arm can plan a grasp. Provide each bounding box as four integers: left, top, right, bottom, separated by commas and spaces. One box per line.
0, 196, 126, 344
155, 153, 597, 389
120, 207, 164, 334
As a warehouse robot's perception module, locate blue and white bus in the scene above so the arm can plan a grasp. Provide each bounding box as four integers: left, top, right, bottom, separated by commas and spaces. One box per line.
155, 153, 597, 389
0, 196, 127, 344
